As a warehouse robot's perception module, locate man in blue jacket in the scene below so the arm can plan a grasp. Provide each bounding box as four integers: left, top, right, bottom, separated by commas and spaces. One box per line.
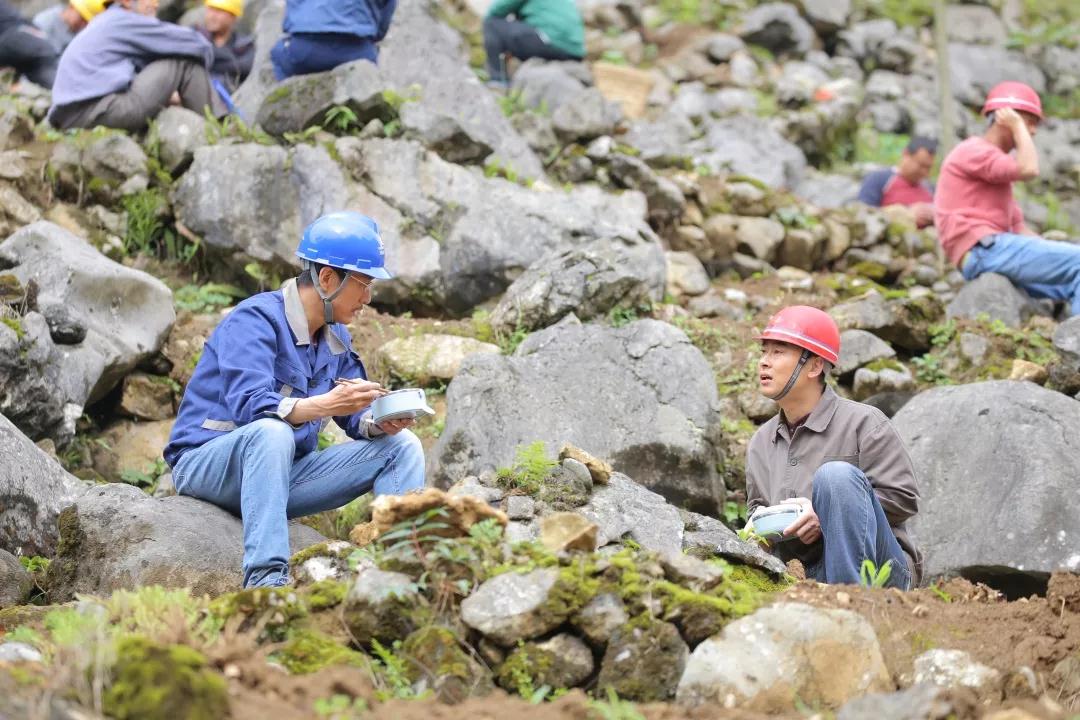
48, 0, 225, 131
164, 212, 426, 589
270, 0, 397, 80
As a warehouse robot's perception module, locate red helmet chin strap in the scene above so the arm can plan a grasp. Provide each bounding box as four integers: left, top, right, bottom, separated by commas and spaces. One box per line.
766, 349, 810, 402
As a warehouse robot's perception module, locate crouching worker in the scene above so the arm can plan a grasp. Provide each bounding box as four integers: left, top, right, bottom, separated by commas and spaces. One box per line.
164, 212, 426, 588
48, 0, 226, 132
745, 306, 922, 589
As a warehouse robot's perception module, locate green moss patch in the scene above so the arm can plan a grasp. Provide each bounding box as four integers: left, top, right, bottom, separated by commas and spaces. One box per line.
103, 635, 228, 720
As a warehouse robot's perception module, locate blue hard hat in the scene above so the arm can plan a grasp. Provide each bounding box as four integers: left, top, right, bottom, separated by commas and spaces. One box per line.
296, 211, 392, 280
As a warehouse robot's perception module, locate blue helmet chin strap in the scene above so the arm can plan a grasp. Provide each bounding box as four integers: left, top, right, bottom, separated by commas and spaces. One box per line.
767, 349, 811, 402
304, 260, 349, 325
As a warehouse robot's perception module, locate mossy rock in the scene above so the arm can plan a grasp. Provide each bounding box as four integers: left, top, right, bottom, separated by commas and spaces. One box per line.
0, 604, 55, 632
103, 635, 229, 720
402, 625, 494, 703
341, 569, 427, 648
595, 620, 688, 701
300, 579, 348, 611
848, 260, 889, 281
272, 629, 369, 675
206, 586, 307, 640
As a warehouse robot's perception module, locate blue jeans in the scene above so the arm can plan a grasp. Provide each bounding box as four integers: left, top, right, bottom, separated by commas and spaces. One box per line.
804, 462, 911, 589
172, 418, 425, 587
963, 233, 1080, 316
270, 32, 378, 81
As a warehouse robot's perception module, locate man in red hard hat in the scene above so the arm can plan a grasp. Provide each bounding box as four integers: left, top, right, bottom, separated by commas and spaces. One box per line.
936, 81, 1080, 315
744, 306, 922, 588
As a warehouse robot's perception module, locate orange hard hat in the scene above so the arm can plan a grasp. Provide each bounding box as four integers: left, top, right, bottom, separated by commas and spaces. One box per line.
982, 81, 1043, 120
757, 305, 841, 365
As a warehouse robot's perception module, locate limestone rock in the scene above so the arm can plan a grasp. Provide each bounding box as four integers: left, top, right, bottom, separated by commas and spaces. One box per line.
558, 443, 613, 484
0, 549, 33, 608
1052, 315, 1080, 372
852, 363, 914, 401
598, 621, 688, 701
460, 568, 564, 646
343, 566, 423, 647
497, 633, 594, 691
738, 3, 816, 56
1008, 359, 1047, 385
894, 381, 1080, 581
435, 320, 724, 514
374, 334, 499, 383
539, 512, 598, 553
913, 649, 1002, 696
946, 273, 1040, 328
118, 373, 175, 421
677, 603, 891, 709
402, 625, 494, 702
256, 59, 391, 136
830, 290, 942, 352
579, 473, 684, 555
147, 106, 207, 175
573, 592, 629, 646
836, 329, 897, 379
352, 487, 508, 545
44, 483, 324, 601
0, 412, 87, 557
679, 509, 788, 576
837, 682, 966, 720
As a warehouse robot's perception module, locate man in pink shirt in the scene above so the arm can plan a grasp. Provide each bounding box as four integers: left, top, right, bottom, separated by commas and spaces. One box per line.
935, 81, 1080, 315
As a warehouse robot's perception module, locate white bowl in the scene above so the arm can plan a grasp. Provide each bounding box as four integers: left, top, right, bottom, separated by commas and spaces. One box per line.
370, 388, 435, 424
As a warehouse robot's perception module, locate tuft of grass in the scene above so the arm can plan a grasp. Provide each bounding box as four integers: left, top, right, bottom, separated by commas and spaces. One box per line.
495, 441, 558, 495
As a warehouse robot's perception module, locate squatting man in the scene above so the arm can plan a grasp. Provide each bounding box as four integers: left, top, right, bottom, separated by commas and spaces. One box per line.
164, 211, 425, 589
745, 306, 922, 589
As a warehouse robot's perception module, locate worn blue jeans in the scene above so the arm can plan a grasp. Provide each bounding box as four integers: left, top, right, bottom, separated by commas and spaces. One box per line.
270, 32, 378, 81
963, 232, 1080, 316
804, 462, 911, 590
173, 418, 425, 587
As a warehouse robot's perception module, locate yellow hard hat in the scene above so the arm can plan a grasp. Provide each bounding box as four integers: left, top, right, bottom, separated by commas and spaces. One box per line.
69, 0, 106, 22
205, 0, 243, 16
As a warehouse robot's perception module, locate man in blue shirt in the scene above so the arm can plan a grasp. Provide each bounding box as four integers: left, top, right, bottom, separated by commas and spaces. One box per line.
270, 0, 397, 81
48, 0, 225, 131
164, 212, 426, 589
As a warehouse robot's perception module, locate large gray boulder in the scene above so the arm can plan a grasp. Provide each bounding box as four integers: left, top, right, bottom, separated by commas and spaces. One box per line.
45, 483, 325, 601
489, 239, 666, 333
677, 603, 891, 710
378, 0, 543, 179
945, 272, 1041, 328
0, 412, 87, 557
0, 223, 175, 440
689, 115, 808, 189
949, 43, 1046, 109
255, 59, 392, 137
173, 143, 347, 269
893, 381, 1080, 585
339, 137, 659, 315
434, 319, 725, 513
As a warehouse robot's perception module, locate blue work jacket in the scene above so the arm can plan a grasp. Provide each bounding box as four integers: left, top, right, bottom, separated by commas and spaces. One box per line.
282, 0, 398, 41
164, 279, 375, 468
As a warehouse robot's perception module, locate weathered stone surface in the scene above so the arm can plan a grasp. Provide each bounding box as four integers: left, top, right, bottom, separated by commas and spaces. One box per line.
0, 548, 33, 608
402, 625, 494, 702
559, 443, 613, 484
375, 334, 499, 383
147, 106, 207, 175
578, 473, 684, 555
49, 132, 149, 201
573, 592, 628, 646
830, 290, 941, 352
0, 223, 175, 441
460, 568, 563, 646
539, 512, 598, 553
852, 363, 914, 401
738, 3, 815, 57
489, 238, 666, 333
511, 60, 592, 115
946, 273, 1040, 328
435, 320, 724, 514
894, 381, 1080, 581
608, 154, 686, 226
356, 487, 507, 544
1053, 315, 1080, 372
44, 483, 324, 601
945, 5, 1006, 45
913, 649, 1002, 695
118, 373, 175, 421
677, 603, 891, 709
173, 143, 347, 270
836, 329, 897, 379
801, 0, 851, 33
498, 633, 594, 691
837, 682, 964, 720
598, 621, 688, 701
343, 566, 423, 647
505, 494, 536, 520
256, 59, 391, 136
689, 115, 808, 189
679, 509, 788, 575
949, 43, 1046, 109
91, 418, 173, 483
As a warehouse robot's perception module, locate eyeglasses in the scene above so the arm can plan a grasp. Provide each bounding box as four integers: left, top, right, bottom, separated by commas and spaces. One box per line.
346, 273, 375, 291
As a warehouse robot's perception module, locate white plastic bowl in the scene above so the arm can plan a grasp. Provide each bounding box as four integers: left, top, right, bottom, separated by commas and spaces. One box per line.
370, 388, 435, 424
749, 502, 804, 539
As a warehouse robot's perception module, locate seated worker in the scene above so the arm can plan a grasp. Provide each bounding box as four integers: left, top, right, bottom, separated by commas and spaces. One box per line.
745, 306, 922, 589
195, 0, 254, 91
483, 0, 585, 88
0, 0, 60, 89
33, 0, 106, 54
937, 81, 1080, 316
270, 0, 397, 81
48, 0, 226, 132
164, 211, 425, 589
857, 136, 938, 228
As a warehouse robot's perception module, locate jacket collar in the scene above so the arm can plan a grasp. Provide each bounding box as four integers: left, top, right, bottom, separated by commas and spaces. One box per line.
281, 278, 348, 355
772, 385, 840, 441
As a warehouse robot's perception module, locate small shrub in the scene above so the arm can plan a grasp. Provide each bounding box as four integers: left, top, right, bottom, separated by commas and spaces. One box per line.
859, 558, 892, 588
495, 441, 558, 494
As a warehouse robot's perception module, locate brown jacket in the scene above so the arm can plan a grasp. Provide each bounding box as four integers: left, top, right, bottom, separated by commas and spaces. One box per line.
745, 386, 923, 584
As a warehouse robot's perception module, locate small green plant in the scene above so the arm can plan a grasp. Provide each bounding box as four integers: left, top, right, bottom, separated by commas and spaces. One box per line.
859, 558, 893, 589
587, 688, 646, 720
911, 353, 950, 385
497, 89, 530, 117
1, 315, 25, 341
174, 283, 246, 314
495, 441, 558, 494
369, 638, 430, 701
203, 107, 274, 145
929, 581, 953, 603
608, 304, 641, 328
722, 501, 748, 526
119, 458, 167, 494
244, 262, 283, 293
928, 319, 957, 348
122, 189, 166, 256
313, 693, 369, 719
737, 525, 768, 546
19, 555, 50, 574
323, 105, 360, 133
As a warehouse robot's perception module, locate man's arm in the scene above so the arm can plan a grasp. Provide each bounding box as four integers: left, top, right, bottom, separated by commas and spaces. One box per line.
118, 14, 214, 68
215, 307, 297, 424
856, 169, 889, 207
996, 108, 1039, 180
858, 419, 920, 525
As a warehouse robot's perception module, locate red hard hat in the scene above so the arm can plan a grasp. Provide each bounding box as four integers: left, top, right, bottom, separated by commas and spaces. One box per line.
982, 81, 1043, 120
757, 306, 841, 365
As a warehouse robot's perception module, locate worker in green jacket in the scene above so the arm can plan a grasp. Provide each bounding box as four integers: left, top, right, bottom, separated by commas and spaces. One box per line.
483, 0, 584, 88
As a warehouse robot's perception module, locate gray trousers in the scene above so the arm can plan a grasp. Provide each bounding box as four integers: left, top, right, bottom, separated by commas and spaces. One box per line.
51, 58, 225, 132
